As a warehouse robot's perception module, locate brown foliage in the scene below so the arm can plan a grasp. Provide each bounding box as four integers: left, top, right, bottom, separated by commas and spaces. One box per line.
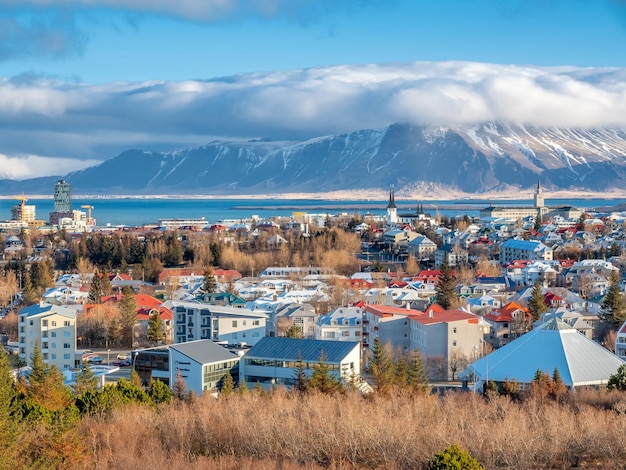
74, 389, 626, 469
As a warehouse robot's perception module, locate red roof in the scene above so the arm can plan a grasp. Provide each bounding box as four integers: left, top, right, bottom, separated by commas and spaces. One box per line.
136, 305, 173, 322
506, 260, 533, 269
363, 303, 423, 317
484, 301, 529, 322
410, 309, 479, 325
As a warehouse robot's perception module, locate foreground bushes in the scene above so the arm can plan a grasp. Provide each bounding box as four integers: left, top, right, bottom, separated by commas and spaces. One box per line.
76, 388, 626, 470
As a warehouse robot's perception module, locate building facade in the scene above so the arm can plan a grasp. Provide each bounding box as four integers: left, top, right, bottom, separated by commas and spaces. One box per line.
19, 302, 77, 371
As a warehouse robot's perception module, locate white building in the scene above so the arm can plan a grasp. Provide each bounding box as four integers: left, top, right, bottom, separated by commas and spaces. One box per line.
19, 302, 77, 371
169, 340, 242, 396
616, 320, 626, 361
315, 306, 364, 342
163, 300, 267, 346
499, 238, 553, 265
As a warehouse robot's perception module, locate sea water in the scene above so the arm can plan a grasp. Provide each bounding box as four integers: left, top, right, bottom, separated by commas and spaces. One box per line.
0, 197, 624, 227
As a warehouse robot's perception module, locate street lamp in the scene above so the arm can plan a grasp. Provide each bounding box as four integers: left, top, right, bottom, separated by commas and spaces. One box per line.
107, 348, 110, 365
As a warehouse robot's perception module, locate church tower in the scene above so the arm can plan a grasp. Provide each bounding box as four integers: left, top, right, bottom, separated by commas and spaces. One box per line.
534, 178, 544, 209
387, 185, 397, 225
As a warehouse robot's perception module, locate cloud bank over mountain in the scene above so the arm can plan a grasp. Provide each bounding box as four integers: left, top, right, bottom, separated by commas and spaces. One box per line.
1, 61, 626, 179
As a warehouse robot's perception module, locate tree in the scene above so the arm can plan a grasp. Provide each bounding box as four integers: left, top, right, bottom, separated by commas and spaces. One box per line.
238, 378, 249, 395
21, 270, 38, 305
404, 253, 419, 276
285, 324, 304, 339
549, 367, 567, 402
73, 362, 98, 396
370, 338, 395, 394
308, 351, 342, 394
147, 310, 164, 346
147, 379, 174, 404
118, 286, 138, 347
220, 370, 234, 396
607, 364, 626, 392
527, 279, 548, 322
100, 269, 113, 296
293, 352, 308, 393
407, 350, 429, 394
0, 350, 18, 466
210, 243, 221, 266
88, 269, 104, 303
435, 254, 458, 310
172, 369, 188, 400
599, 271, 626, 329
202, 266, 217, 293
448, 349, 468, 381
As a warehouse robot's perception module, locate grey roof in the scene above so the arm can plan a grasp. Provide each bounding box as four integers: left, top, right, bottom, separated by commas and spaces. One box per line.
463, 318, 625, 387
246, 337, 359, 364
170, 340, 240, 365
20, 302, 76, 319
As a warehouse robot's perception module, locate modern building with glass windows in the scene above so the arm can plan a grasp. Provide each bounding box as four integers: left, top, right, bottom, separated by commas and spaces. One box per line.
241, 337, 360, 389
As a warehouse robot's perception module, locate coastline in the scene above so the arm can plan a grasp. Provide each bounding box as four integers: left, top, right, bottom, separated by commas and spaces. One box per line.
0, 189, 625, 201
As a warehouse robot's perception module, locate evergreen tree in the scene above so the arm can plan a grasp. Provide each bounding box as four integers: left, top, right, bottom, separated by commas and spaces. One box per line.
527, 279, 548, 322
435, 254, 458, 310
73, 361, 98, 396
407, 350, 429, 394
599, 271, 626, 329
163, 233, 183, 266
549, 368, 567, 402
0, 350, 18, 466
238, 378, 249, 395
394, 355, 409, 387
202, 266, 217, 293
210, 243, 221, 266
220, 370, 234, 396
118, 285, 138, 347
21, 270, 38, 305
309, 351, 342, 394
226, 278, 239, 296
293, 352, 308, 393
147, 378, 174, 404
533, 211, 542, 231
88, 269, 103, 303
100, 269, 113, 296
26, 342, 75, 414
370, 338, 395, 394
607, 364, 626, 391
147, 310, 164, 346
130, 369, 143, 388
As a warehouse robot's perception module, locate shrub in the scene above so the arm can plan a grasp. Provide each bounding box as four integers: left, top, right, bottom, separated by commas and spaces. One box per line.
427, 444, 484, 470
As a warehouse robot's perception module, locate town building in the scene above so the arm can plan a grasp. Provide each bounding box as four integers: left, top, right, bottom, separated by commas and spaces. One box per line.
18, 302, 77, 371
49, 179, 73, 225
240, 336, 360, 389
499, 238, 553, 265
315, 306, 364, 342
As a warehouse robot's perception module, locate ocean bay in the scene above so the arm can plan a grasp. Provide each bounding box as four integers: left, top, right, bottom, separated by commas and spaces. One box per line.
1, 196, 625, 227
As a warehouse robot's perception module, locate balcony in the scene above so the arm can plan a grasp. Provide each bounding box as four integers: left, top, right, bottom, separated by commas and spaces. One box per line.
362, 331, 369, 336
362, 319, 369, 325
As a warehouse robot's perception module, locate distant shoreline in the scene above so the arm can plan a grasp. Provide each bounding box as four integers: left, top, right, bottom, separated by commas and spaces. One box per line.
0, 189, 625, 201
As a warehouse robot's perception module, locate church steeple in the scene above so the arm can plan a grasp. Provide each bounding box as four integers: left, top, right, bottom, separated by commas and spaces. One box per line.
386, 185, 397, 225
387, 185, 397, 209
534, 177, 544, 209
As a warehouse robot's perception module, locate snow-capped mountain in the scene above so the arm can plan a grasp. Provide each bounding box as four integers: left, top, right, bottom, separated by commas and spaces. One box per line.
3, 122, 626, 194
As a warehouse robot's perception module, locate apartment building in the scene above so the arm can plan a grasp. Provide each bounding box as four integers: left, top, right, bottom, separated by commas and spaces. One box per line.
19, 302, 77, 371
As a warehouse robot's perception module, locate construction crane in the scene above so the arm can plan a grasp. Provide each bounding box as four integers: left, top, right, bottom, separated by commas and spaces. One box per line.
81, 205, 95, 225
12, 193, 28, 222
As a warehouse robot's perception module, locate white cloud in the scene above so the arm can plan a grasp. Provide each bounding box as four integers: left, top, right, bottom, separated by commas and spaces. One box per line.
0, 153, 100, 179
0, 61, 626, 178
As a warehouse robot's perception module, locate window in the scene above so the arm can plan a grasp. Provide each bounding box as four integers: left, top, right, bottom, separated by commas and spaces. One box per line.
63, 332, 70, 337
51, 321, 56, 327
64, 321, 71, 327
453, 328, 457, 334
453, 340, 457, 346
63, 353, 70, 360
243, 320, 247, 326
51, 343, 56, 349
342, 331, 350, 337
253, 320, 260, 326
63, 343, 71, 349
232, 320, 238, 328
51, 354, 56, 359
42, 320, 48, 327
51, 332, 57, 338
29, 320, 33, 326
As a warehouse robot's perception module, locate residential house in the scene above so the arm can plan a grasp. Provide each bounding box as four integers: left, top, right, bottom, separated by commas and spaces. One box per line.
616, 320, 626, 361
406, 235, 437, 260
315, 306, 364, 342
435, 244, 468, 267
499, 238, 553, 265
484, 301, 531, 347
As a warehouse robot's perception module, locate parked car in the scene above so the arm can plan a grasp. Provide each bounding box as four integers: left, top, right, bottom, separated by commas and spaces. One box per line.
116, 353, 130, 361
87, 355, 103, 364
113, 360, 131, 367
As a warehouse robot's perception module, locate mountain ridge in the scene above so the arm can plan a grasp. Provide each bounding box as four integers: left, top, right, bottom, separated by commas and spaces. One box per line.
2, 122, 626, 195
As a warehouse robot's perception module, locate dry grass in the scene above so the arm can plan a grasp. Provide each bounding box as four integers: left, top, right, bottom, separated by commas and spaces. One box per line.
76, 388, 626, 469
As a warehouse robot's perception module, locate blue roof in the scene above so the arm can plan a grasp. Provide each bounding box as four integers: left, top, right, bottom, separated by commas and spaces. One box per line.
246, 337, 359, 364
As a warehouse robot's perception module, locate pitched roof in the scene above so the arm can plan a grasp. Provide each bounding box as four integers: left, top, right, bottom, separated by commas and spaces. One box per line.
464, 318, 625, 387
484, 301, 529, 322
20, 302, 76, 319
246, 337, 359, 364
170, 340, 240, 365
410, 309, 480, 325
362, 303, 422, 317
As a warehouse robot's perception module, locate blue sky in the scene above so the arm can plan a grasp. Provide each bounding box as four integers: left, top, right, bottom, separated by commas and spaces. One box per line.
0, 0, 626, 178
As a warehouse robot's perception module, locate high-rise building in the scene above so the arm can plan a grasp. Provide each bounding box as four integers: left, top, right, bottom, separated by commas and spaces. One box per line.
49, 179, 73, 225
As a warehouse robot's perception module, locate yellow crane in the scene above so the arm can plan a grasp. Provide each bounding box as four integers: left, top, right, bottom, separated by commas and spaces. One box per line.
81, 205, 95, 225
12, 193, 28, 222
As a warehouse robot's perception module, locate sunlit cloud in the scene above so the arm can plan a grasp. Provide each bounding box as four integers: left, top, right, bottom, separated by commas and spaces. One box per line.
0, 153, 99, 179
0, 61, 625, 178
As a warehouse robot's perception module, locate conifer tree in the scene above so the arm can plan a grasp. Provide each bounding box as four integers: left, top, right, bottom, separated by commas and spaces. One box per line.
221, 370, 234, 396
172, 369, 188, 401
100, 268, 113, 296
27, 342, 75, 413
527, 279, 548, 322
407, 350, 429, 394
308, 351, 342, 394
550, 367, 567, 402
130, 369, 143, 388
73, 361, 98, 396
88, 269, 103, 303
147, 310, 164, 345
435, 254, 458, 310
599, 271, 626, 329
238, 378, 249, 395
118, 285, 138, 347
394, 355, 409, 387
147, 379, 174, 404
202, 266, 217, 293
293, 352, 308, 393
21, 270, 38, 305
285, 324, 304, 339
0, 350, 18, 465
370, 338, 395, 394
607, 364, 626, 391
